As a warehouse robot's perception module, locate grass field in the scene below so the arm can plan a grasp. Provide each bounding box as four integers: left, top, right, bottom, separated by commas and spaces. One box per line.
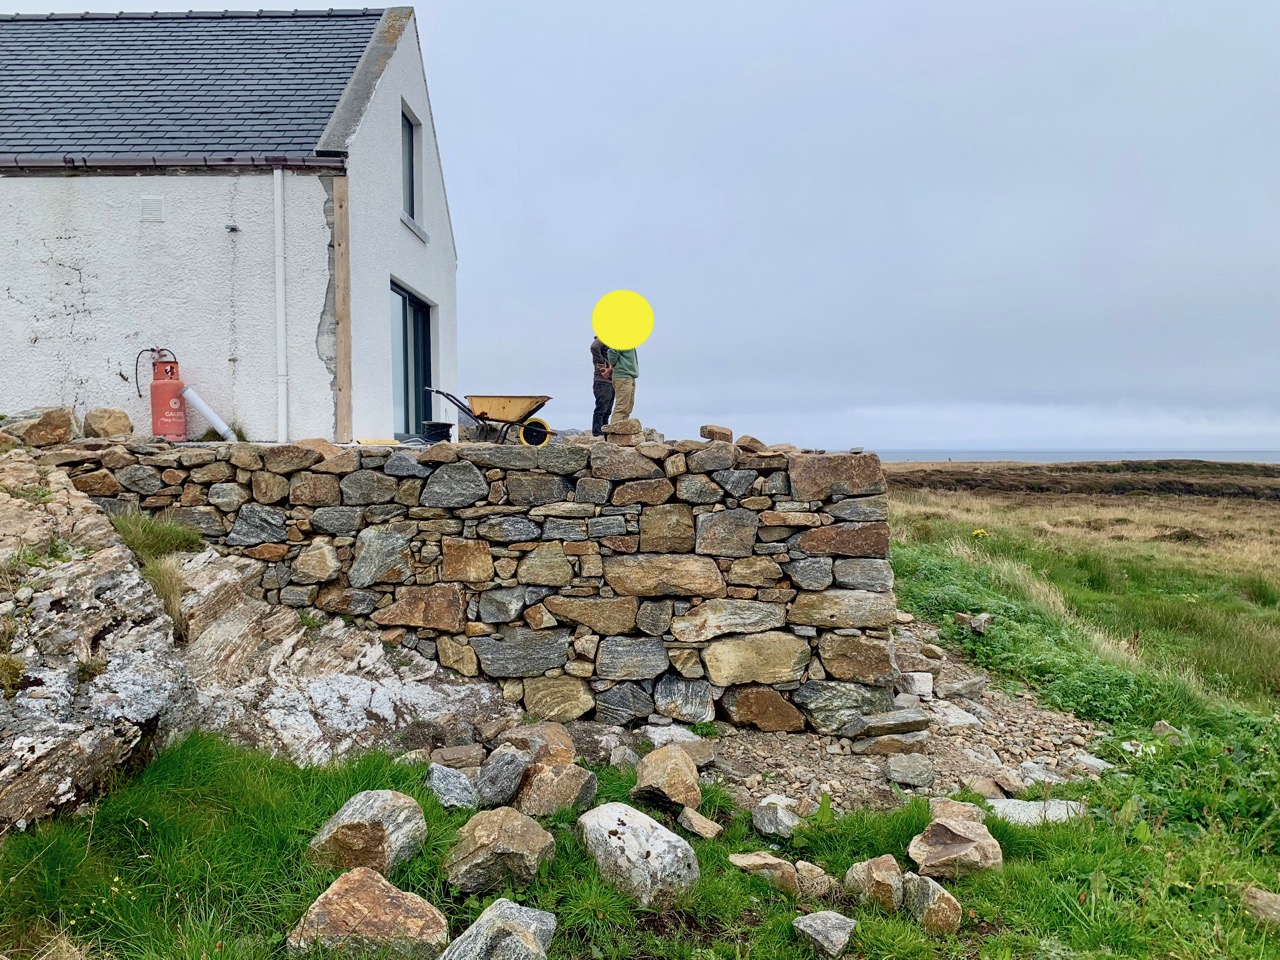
3, 466, 1280, 959
889, 482, 1280, 708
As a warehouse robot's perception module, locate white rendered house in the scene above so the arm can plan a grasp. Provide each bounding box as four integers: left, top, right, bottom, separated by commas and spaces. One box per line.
0, 8, 457, 442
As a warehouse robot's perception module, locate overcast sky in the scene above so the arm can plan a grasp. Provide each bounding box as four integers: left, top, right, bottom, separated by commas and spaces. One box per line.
8, 1, 1278, 450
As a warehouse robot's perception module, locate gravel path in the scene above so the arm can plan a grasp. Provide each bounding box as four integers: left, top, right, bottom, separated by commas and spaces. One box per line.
710, 616, 1103, 812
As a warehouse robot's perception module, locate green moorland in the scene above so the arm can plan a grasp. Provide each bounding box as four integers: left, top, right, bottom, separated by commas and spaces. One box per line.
3, 483, 1280, 958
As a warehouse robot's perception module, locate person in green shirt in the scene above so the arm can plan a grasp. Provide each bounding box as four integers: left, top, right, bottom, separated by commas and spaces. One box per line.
606, 345, 638, 423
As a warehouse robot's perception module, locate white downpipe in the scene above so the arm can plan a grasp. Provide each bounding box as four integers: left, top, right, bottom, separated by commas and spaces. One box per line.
273, 167, 289, 443
182, 386, 237, 442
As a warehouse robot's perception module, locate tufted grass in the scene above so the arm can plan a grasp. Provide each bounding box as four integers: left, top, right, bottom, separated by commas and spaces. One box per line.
139, 556, 188, 642
109, 510, 202, 564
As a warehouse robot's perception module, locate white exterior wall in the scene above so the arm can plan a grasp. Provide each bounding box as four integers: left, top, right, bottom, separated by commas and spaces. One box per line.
0, 171, 335, 441
345, 11, 458, 439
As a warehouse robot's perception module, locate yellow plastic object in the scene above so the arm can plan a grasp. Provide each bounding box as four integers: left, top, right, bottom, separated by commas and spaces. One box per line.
518, 418, 552, 447
464, 395, 550, 423
357, 439, 400, 445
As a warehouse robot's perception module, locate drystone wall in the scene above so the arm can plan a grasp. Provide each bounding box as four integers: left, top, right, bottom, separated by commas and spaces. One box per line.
35, 430, 901, 735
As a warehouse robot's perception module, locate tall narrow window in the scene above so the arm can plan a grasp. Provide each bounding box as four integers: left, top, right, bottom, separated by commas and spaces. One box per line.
392, 284, 432, 436
401, 112, 416, 219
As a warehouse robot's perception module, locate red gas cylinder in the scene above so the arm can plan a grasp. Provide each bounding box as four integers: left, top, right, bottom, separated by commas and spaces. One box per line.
150, 355, 187, 441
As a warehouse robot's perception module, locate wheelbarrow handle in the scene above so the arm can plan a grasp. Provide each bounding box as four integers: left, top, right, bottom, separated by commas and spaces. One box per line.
426, 387, 472, 417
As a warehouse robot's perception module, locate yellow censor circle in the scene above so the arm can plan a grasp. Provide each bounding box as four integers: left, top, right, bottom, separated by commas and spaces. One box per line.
592, 290, 654, 350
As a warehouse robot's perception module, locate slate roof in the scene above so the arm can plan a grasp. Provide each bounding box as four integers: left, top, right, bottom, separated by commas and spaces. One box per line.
0, 10, 387, 167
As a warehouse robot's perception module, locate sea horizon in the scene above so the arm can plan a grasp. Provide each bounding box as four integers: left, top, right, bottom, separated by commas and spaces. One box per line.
878, 450, 1280, 464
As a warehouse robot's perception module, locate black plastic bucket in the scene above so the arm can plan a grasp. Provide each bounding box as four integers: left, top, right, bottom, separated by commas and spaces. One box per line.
420, 421, 453, 444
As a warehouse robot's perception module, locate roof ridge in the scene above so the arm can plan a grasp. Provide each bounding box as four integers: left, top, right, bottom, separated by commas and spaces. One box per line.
0, 9, 385, 21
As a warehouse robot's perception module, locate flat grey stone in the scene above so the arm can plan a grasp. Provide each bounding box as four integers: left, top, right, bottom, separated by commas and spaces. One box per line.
594, 683, 656, 726
472, 628, 571, 678
711, 468, 755, 497
793, 911, 856, 959
542, 517, 588, 541
539, 444, 590, 474
438, 897, 557, 960
575, 477, 611, 504
478, 586, 527, 623
507, 473, 573, 506
429, 763, 479, 809
791, 680, 894, 735
207, 481, 250, 512
116, 464, 164, 495
226, 503, 287, 545
986, 799, 1087, 825
339, 469, 400, 505
348, 525, 413, 588
422, 461, 488, 508
384, 450, 431, 477
310, 506, 363, 537
636, 599, 673, 636
587, 515, 627, 538
595, 636, 670, 680
477, 515, 542, 543
824, 495, 889, 522
839, 708, 931, 740
832, 558, 894, 592
886, 754, 935, 787
459, 445, 539, 470
475, 744, 534, 808
653, 675, 714, 723
783, 557, 833, 591
752, 798, 803, 838
694, 508, 758, 557
675, 473, 724, 504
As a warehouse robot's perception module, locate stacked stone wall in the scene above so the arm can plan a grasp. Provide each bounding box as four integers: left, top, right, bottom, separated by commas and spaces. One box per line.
36, 433, 901, 735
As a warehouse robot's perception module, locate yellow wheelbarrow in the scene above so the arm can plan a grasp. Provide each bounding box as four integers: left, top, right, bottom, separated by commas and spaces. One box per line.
428, 388, 553, 447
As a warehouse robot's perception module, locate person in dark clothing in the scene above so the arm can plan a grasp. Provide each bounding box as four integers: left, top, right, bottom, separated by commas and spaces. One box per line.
590, 336, 614, 436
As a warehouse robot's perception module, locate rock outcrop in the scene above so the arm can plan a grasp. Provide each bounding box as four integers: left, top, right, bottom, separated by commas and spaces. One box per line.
0, 448, 518, 829
0, 450, 187, 828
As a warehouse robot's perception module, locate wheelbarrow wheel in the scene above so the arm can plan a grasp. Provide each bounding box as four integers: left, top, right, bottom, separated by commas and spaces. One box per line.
518, 417, 551, 448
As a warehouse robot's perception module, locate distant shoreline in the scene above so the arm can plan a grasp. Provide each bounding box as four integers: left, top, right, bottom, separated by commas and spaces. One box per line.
882, 457, 1280, 500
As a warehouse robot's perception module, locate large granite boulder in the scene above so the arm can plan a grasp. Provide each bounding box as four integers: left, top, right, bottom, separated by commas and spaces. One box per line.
907, 818, 1004, 878
444, 807, 555, 892
307, 790, 427, 875
286, 867, 450, 958
515, 763, 598, 817
903, 872, 962, 935
844, 854, 904, 912
578, 802, 700, 907
438, 898, 557, 960
630, 744, 701, 809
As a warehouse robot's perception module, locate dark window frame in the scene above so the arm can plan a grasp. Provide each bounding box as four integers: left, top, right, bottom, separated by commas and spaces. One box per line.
401, 111, 416, 219
392, 283, 433, 439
